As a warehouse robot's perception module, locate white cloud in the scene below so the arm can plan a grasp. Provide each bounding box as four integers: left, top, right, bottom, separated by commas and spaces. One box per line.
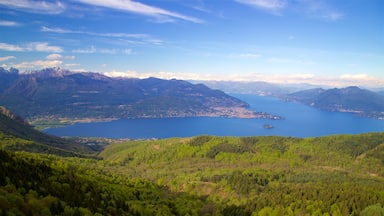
237, 53, 262, 58
297, 0, 344, 21
99, 49, 117, 54
340, 74, 371, 80
30, 42, 63, 52
101, 70, 384, 88
235, 0, 286, 14
72, 46, 96, 54
41, 26, 71, 34
0, 43, 25, 52
0, 0, 65, 14
123, 49, 132, 54
103, 70, 217, 80
0, 20, 20, 26
235, 0, 343, 21
64, 63, 80, 67
46, 53, 62, 60
323, 12, 343, 21
268, 57, 315, 65
0, 42, 62, 52
46, 54, 76, 60
64, 55, 75, 60
73, 0, 202, 23
13, 60, 62, 69
41, 26, 148, 39
41, 26, 161, 45
0, 56, 16, 61
72, 46, 133, 55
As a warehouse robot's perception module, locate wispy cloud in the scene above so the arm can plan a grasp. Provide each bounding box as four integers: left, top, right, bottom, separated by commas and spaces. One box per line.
268, 57, 315, 65
0, 20, 20, 26
103, 70, 217, 81
73, 0, 203, 23
123, 49, 132, 54
12, 60, 63, 69
31, 42, 63, 52
64, 63, 80, 67
41, 26, 148, 39
298, 0, 344, 21
46, 54, 75, 60
340, 74, 373, 81
0, 43, 24, 52
0, 56, 16, 61
236, 53, 262, 59
235, 0, 343, 21
72, 46, 97, 54
71, 46, 130, 54
41, 26, 161, 45
0, 0, 65, 14
103, 70, 384, 88
235, 0, 286, 14
0, 42, 63, 52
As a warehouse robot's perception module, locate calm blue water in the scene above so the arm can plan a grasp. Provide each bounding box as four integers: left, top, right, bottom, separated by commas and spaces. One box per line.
44, 94, 384, 138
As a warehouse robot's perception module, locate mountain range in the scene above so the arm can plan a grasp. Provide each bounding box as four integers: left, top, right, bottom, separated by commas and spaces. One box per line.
200, 80, 384, 120
0, 67, 274, 122
1, 67, 383, 122
285, 86, 384, 119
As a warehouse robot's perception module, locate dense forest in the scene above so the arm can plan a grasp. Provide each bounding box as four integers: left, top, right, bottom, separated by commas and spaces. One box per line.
2, 129, 384, 215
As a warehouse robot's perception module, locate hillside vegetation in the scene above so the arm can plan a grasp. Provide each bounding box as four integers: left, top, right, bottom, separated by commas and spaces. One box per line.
98, 134, 384, 215
2, 133, 384, 215
0, 106, 95, 156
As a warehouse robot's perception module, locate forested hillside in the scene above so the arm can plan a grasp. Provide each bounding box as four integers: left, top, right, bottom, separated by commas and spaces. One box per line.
99, 134, 384, 215
0, 106, 94, 156
2, 133, 384, 215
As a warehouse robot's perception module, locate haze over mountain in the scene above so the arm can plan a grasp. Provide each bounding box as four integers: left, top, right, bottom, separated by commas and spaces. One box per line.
197, 80, 324, 96
0, 67, 278, 122
285, 86, 384, 119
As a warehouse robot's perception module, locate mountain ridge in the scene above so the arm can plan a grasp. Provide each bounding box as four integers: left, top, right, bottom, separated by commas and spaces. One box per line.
0, 67, 279, 122
285, 86, 384, 119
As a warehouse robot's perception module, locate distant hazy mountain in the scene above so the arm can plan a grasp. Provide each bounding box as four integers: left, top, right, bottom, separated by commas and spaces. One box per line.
0, 67, 271, 121
286, 86, 384, 119
196, 80, 322, 96
0, 106, 93, 156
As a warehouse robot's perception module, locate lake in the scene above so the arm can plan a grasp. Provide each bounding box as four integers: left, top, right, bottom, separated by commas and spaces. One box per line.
44, 94, 384, 139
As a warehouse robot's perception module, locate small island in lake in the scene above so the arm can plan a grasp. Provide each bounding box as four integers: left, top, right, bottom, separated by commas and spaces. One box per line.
263, 124, 274, 129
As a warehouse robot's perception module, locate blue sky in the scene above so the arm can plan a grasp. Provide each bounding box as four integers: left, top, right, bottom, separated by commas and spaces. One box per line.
0, 0, 383, 87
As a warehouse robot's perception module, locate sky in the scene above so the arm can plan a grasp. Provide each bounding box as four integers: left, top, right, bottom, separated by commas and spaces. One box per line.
0, 0, 383, 87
